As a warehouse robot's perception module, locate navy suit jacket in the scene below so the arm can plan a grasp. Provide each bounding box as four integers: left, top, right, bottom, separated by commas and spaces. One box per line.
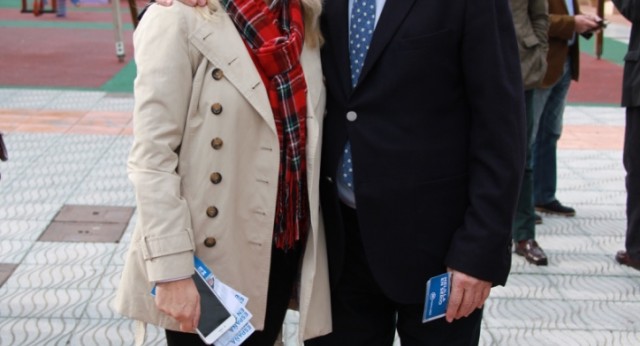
319, 0, 527, 304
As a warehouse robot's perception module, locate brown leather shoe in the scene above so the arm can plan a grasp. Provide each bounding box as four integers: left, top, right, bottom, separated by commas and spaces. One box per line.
515, 239, 548, 266
615, 250, 640, 271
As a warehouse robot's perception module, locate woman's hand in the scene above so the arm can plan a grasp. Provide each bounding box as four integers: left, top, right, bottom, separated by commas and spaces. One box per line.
155, 278, 201, 332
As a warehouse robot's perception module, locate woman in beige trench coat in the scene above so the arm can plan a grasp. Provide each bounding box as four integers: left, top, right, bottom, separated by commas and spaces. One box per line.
113, 0, 331, 344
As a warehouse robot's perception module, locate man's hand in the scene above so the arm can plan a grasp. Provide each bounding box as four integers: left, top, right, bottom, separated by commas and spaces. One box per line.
574, 14, 602, 34
445, 269, 491, 323
155, 0, 207, 7
155, 278, 201, 332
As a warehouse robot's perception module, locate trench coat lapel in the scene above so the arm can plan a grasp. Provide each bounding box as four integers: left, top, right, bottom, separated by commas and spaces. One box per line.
190, 17, 276, 135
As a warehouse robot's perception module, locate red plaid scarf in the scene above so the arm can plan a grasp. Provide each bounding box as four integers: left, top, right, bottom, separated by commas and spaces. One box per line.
221, 0, 309, 250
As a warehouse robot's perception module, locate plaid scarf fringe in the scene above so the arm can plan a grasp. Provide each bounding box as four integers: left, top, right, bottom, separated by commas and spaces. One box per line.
222, 0, 309, 250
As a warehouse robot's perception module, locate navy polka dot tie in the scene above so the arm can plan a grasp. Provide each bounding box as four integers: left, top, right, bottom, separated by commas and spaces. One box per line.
349, 0, 376, 88
342, 0, 376, 191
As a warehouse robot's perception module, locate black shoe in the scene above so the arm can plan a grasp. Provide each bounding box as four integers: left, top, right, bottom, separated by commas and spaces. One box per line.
535, 213, 542, 224
535, 200, 575, 217
515, 239, 548, 266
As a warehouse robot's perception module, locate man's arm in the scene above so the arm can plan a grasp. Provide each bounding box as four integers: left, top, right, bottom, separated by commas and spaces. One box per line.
443, 0, 525, 321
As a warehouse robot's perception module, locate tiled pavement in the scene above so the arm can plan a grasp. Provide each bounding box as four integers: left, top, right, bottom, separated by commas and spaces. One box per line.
1, 10, 640, 346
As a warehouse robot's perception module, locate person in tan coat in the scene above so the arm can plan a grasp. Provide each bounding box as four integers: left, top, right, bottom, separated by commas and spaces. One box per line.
113, 0, 332, 345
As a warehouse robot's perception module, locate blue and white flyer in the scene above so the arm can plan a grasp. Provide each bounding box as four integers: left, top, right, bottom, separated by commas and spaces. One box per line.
422, 272, 451, 323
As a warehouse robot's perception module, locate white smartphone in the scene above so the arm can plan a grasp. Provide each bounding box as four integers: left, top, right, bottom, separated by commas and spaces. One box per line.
192, 271, 237, 344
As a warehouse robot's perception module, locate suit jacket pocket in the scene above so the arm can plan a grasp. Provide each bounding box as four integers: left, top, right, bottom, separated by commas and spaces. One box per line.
398, 29, 453, 51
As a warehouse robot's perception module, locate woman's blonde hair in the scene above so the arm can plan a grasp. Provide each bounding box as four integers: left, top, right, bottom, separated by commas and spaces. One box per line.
199, 0, 323, 47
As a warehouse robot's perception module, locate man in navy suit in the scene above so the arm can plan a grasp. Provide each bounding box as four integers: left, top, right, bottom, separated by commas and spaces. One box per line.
308, 0, 526, 345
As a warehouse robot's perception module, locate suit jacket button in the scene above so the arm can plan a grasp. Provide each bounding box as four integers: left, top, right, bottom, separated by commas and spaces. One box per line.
346, 111, 357, 121
211, 137, 223, 150
206, 206, 219, 218
210, 172, 222, 184
212, 68, 224, 81
211, 103, 223, 115
204, 237, 217, 247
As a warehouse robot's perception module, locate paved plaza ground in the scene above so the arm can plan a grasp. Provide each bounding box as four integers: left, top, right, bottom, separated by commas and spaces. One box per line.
0, 1, 639, 345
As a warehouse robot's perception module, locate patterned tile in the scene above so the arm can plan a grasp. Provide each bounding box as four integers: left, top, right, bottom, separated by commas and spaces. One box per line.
555, 276, 640, 301
0, 220, 49, 241
0, 203, 63, 221
82, 289, 121, 320
535, 234, 608, 254
0, 240, 33, 263
46, 91, 105, 111
489, 328, 640, 346
0, 318, 78, 346
4, 264, 106, 290
0, 263, 18, 287
21, 242, 116, 266
490, 274, 564, 300
67, 319, 166, 346
99, 265, 123, 290
0, 90, 61, 110
0, 287, 93, 318
483, 299, 586, 330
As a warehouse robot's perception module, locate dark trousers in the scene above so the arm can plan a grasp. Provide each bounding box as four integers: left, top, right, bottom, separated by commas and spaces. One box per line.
306, 204, 482, 346
513, 90, 536, 241
625, 107, 640, 260
166, 246, 300, 346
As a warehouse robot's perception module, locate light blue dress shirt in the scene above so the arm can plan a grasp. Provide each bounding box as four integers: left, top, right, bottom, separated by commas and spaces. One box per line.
565, 0, 576, 46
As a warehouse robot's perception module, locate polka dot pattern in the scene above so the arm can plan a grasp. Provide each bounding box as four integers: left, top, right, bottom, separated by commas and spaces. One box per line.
349, 0, 376, 88
342, 0, 376, 190
342, 142, 354, 189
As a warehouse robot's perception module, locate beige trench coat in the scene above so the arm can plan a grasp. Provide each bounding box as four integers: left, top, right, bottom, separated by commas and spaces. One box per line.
113, 2, 331, 343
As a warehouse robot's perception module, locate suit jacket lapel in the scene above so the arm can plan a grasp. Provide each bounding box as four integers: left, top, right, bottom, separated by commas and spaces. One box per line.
324, 0, 352, 98
357, 0, 417, 88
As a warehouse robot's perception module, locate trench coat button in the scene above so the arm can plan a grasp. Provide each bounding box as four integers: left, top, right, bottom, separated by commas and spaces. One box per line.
210, 172, 222, 184
211, 103, 223, 115
212, 68, 224, 80
204, 237, 217, 247
346, 111, 357, 121
211, 137, 223, 150
206, 206, 219, 218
